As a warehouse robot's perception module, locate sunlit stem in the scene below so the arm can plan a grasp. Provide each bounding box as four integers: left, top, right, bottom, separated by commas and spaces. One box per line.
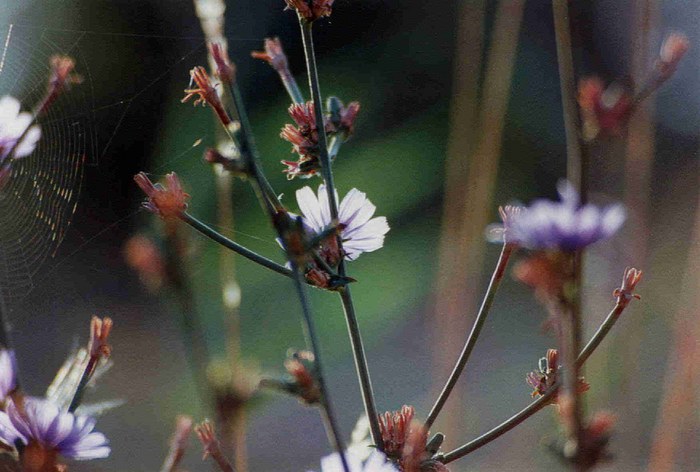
298, 16, 383, 450
181, 212, 292, 278
440, 297, 636, 464
425, 243, 515, 430
289, 259, 350, 472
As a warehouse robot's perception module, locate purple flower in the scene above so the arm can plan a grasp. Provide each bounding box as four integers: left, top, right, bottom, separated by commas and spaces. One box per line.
315, 450, 398, 472
0, 349, 16, 401
0, 398, 110, 460
296, 185, 389, 261
510, 181, 625, 251
0, 96, 41, 161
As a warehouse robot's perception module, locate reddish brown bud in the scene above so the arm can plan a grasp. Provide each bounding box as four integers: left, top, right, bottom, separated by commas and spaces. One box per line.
134, 172, 190, 219
613, 267, 642, 306
284, 350, 321, 404
88, 316, 113, 359
209, 43, 235, 84
658, 32, 689, 79
578, 77, 633, 140
182, 67, 232, 126
251, 37, 289, 72
285, 0, 334, 22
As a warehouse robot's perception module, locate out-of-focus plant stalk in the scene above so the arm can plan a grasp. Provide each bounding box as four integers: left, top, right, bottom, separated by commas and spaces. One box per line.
648, 171, 700, 472
426, 242, 514, 430
431, 0, 522, 442
619, 1, 657, 455
552, 0, 586, 460
440, 281, 640, 463
298, 16, 383, 450
192, 2, 250, 467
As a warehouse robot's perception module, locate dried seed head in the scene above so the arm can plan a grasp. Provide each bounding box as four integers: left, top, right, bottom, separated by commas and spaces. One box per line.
378, 405, 415, 460
134, 172, 190, 219
526, 349, 589, 403
285, 0, 335, 22
194, 420, 221, 460
613, 267, 642, 305
182, 67, 231, 126
209, 43, 235, 84
284, 350, 321, 405
251, 37, 289, 72
88, 316, 113, 359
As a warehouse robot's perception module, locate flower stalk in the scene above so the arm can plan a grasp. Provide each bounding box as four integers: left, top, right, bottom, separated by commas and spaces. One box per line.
297, 15, 383, 450
425, 242, 515, 430
439, 268, 641, 464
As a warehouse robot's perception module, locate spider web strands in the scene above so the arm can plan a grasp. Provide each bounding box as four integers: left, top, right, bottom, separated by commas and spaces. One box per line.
0, 23, 93, 306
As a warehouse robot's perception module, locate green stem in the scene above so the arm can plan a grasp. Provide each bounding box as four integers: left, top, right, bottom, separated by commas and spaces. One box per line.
338, 285, 383, 450
440, 297, 633, 464
290, 262, 350, 472
280, 69, 305, 105
425, 243, 515, 430
298, 16, 383, 449
181, 212, 292, 278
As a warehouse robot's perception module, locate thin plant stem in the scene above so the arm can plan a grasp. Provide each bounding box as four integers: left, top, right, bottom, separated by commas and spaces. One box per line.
67, 356, 98, 413
280, 68, 304, 105
553, 0, 587, 458
425, 243, 515, 430
440, 295, 636, 464
298, 16, 383, 449
226, 81, 284, 214
338, 285, 383, 450
290, 262, 350, 472
181, 212, 293, 278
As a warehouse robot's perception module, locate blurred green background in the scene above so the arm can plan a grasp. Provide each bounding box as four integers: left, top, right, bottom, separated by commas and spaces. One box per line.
0, 0, 698, 470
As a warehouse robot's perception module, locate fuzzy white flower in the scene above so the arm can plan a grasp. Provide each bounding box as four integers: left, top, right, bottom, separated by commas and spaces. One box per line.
314, 450, 398, 472
0, 96, 41, 161
295, 185, 389, 261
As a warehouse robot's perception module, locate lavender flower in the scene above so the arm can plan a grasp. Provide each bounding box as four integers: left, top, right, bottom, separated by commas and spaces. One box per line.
0, 349, 16, 401
0, 96, 41, 161
296, 185, 389, 261
315, 450, 398, 472
510, 181, 625, 251
0, 398, 110, 460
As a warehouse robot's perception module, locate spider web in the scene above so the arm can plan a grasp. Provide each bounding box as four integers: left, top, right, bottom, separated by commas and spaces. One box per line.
0, 24, 92, 303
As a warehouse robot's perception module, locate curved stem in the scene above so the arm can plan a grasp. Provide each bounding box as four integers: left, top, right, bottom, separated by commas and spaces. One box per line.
181, 212, 292, 278
425, 243, 515, 430
440, 298, 634, 464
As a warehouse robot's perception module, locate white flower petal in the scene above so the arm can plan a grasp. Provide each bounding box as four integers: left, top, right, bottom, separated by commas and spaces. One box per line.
296, 186, 325, 232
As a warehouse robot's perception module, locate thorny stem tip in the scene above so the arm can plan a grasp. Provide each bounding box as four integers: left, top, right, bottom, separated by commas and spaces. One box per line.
425, 243, 515, 430
439, 268, 642, 464
297, 15, 383, 451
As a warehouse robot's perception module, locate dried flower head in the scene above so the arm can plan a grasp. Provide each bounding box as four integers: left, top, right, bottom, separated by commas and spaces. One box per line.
578, 77, 633, 140
0, 96, 42, 162
209, 43, 235, 84
88, 316, 113, 359
316, 450, 399, 472
657, 32, 689, 80
486, 205, 524, 245
37, 55, 83, 116
0, 349, 17, 403
134, 172, 190, 219
0, 398, 110, 462
123, 234, 166, 291
280, 101, 334, 179
378, 405, 415, 461
613, 267, 642, 306
284, 350, 321, 404
285, 0, 335, 22
194, 420, 221, 461
182, 66, 231, 126
509, 181, 625, 251
251, 37, 289, 72
526, 349, 589, 403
